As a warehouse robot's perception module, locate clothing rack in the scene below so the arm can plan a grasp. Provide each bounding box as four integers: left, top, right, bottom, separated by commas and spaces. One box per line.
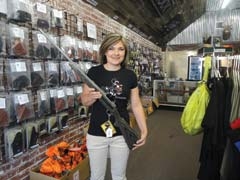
197, 52, 240, 180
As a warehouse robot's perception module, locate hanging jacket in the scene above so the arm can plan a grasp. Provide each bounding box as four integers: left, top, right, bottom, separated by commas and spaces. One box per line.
198, 78, 227, 180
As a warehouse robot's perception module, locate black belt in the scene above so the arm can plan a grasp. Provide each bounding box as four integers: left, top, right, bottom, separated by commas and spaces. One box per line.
11, 131, 23, 155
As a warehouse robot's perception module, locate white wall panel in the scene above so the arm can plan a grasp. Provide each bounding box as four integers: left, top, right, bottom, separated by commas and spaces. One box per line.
168, 10, 240, 45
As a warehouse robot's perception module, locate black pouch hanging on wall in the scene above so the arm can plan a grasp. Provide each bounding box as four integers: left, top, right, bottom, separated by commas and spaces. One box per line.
37, 19, 50, 30
0, 36, 3, 53
7, 0, 32, 23
50, 47, 59, 59
38, 119, 47, 136
29, 126, 38, 148
48, 73, 59, 87
15, 10, 31, 22
12, 75, 30, 90
38, 100, 48, 117
36, 44, 50, 58
31, 71, 44, 88
11, 131, 23, 156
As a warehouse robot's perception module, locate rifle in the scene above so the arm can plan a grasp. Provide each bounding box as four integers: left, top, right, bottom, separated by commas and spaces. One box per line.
39, 29, 139, 150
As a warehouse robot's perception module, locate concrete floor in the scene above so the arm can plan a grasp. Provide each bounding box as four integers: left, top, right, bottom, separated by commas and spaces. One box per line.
105, 108, 203, 180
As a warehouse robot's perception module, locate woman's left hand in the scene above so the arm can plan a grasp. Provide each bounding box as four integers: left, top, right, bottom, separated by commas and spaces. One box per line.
132, 132, 147, 150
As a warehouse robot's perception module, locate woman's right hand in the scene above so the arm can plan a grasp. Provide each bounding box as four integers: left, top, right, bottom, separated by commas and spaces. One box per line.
80, 84, 102, 106
87, 88, 102, 102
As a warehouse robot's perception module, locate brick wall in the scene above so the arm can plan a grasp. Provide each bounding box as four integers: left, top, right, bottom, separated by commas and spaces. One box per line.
44, 0, 161, 51
0, 118, 88, 180
0, 1, 161, 180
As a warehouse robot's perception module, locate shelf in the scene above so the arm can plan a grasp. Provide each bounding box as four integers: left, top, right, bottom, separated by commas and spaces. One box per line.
153, 80, 197, 107
198, 47, 233, 55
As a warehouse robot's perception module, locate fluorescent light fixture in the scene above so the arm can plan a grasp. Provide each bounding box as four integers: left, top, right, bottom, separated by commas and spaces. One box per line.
221, 0, 231, 9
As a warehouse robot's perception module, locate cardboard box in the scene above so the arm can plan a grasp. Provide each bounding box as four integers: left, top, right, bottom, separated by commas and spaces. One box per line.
140, 96, 155, 115
129, 112, 136, 128
141, 97, 152, 108
30, 157, 90, 180
147, 105, 154, 115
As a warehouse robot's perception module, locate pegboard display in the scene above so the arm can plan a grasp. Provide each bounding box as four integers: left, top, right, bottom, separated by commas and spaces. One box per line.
0, 0, 162, 179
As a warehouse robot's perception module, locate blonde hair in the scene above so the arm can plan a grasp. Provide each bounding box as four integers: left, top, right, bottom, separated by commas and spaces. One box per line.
99, 33, 128, 68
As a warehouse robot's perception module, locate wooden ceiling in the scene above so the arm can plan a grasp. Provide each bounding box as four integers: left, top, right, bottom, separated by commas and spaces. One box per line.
83, 0, 207, 48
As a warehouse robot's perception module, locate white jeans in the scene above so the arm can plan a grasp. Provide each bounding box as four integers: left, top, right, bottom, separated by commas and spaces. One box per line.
86, 133, 130, 180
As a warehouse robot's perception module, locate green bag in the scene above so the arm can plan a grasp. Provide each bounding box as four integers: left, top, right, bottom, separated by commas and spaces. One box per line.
180, 56, 211, 135
180, 82, 210, 135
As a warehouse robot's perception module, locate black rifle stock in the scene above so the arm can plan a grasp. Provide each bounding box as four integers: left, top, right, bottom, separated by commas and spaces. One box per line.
39, 29, 139, 150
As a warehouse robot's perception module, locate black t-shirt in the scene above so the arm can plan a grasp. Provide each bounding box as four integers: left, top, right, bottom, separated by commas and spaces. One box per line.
87, 64, 138, 136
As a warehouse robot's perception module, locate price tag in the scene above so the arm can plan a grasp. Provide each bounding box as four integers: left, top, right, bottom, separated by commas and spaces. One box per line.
66, 88, 74, 95
77, 86, 82, 94
50, 89, 57, 97
86, 22, 97, 39
37, 34, 47, 43
15, 62, 27, 72
36, 3, 47, 13
49, 62, 58, 72
53, 9, 63, 18
12, 27, 25, 39
33, 62, 42, 72
17, 94, 29, 105
40, 91, 47, 101
0, 98, 6, 109
10, 63, 17, 72
57, 89, 65, 98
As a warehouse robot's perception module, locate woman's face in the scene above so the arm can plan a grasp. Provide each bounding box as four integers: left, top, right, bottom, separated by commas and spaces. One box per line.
105, 40, 125, 66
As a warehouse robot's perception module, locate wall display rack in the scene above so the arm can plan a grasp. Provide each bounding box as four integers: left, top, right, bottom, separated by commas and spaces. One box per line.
0, 0, 162, 179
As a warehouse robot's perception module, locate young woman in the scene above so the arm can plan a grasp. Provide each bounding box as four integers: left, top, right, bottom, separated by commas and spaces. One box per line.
81, 33, 148, 180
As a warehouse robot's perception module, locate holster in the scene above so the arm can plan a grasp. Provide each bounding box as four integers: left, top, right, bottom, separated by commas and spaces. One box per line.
11, 131, 23, 155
